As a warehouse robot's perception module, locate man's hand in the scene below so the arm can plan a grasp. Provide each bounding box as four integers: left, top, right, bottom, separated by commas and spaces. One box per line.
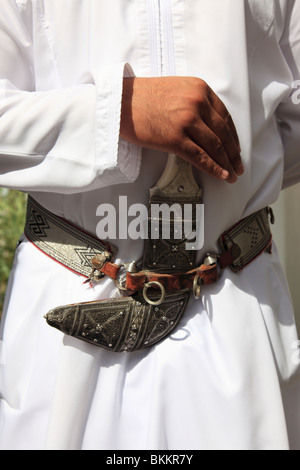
120, 77, 244, 183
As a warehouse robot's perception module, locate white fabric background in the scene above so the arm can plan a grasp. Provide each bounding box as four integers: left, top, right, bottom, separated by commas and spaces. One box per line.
0, 0, 300, 450
273, 186, 300, 336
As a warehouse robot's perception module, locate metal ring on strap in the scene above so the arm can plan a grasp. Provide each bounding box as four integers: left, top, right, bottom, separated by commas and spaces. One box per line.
114, 264, 128, 292
193, 272, 201, 299
143, 281, 166, 306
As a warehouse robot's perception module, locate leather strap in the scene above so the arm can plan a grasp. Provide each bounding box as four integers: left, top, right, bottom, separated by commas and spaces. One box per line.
125, 264, 218, 292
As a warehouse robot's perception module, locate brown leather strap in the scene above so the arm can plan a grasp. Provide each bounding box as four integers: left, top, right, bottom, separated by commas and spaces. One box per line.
124, 264, 218, 292
95, 260, 218, 293
100, 262, 120, 280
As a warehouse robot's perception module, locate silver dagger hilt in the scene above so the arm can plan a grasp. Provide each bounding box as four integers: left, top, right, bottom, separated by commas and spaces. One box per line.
143, 154, 203, 273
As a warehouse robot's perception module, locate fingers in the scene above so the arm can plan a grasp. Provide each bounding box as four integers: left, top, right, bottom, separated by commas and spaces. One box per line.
205, 107, 244, 177
207, 86, 241, 150
179, 138, 230, 182
183, 98, 243, 183
184, 123, 237, 183
205, 87, 244, 176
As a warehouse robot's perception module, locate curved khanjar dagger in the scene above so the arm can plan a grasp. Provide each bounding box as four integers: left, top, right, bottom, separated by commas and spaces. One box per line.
45, 154, 203, 352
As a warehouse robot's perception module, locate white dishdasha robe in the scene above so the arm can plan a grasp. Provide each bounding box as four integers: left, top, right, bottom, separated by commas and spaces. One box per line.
0, 0, 300, 450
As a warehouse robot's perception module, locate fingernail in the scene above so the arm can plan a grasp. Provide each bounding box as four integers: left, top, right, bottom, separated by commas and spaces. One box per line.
236, 162, 244, 176
221, 169, 229, 179
228, 173, 238, 184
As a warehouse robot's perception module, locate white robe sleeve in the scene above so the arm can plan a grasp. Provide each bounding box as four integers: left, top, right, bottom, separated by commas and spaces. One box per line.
0, 0, 141, 194
276, 0, 300, 190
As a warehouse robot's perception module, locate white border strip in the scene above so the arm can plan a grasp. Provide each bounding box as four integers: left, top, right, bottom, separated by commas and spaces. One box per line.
160, 0, 176, 76
0, 340, 6, 365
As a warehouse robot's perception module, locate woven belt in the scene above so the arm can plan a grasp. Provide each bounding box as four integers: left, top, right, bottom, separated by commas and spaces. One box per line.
25, 192, 273, 352
25, 196, 273, 289
24, 196, 117, 278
